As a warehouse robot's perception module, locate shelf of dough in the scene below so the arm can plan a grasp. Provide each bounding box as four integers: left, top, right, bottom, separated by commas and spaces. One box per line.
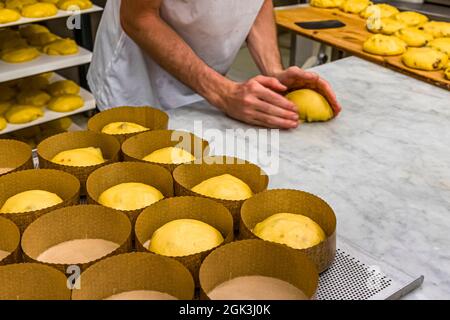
0, 5, 103, 29
0, 46, 92, 83
0, 74, 95, 135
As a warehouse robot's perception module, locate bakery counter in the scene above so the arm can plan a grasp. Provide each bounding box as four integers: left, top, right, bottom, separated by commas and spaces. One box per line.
167, 57, 450, 299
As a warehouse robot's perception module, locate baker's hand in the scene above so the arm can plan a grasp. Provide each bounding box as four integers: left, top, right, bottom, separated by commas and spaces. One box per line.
275, 66, 342, 116
216, 75, 299, 129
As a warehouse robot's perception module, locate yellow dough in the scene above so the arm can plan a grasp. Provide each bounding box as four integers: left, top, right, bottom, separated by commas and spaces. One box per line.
445, 67, 450, 81
0, 8, 21, 24
0, 37, 28, 51
19, 24, 50, 38
143, 147, 195, 164
1, 47, 40, 63
402, 47, 448, 71
5, 0, 37, 11
43, 117, 72, 131
286, 89, 334, 122
51, 147, 105, 167
340, 0, 371, 14
0, 190, 63, 213
362, 34, 406, 56
5, 105, 43, 124
0, 101, 12, 115
47, 80, 80, 97
17, 89, 51, 107
428, 38, 450, 56
28, 32, 60, 46
47, 94, 84, 112
0, 86, 17, 102
98, 182, 164, 211
253, 213, 326, 250
57, 0, 93, 10
191, 174, 253, 201
148, 219, 224, 257
421, 21, 450, 38
394, 11, 428, 27
367, 17, 406, 35
101, 122, 149, 135
21, 3, 58, 18
42, 38, 79, 55
310, 0, 343, 8
0, 116, 6, 131
360, 3, 399, 19
395, 27, 433, 47
19, 74, 50, 90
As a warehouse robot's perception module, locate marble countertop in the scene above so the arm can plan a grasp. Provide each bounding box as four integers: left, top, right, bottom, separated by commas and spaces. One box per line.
167, 57, 450, 300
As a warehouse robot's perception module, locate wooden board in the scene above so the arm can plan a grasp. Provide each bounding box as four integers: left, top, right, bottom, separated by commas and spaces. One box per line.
275, 6, 450, 91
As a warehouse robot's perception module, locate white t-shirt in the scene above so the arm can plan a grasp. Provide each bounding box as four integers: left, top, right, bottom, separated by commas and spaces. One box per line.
87, 0, 264, 111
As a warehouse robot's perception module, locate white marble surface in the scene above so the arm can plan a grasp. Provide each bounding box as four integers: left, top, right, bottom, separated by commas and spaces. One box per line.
167, 57, 450, 300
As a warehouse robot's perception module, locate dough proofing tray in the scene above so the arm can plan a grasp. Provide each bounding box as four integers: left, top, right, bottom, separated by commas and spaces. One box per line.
317, 237, 424, 300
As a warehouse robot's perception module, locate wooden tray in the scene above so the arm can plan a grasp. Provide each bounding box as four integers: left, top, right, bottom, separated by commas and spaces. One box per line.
275, 6, 450, 90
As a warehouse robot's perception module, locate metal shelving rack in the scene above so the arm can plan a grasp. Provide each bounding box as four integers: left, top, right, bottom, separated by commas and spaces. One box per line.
0, 5, 103, 135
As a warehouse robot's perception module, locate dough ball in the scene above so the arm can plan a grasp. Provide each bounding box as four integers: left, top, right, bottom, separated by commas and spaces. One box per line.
21, 3, 58, 18
395, 27, 433, 47
340, 0, 372, 14
0, 85, 17, 102
98, 182, 164, 211
57, 0, 93, 10
27, 32, 60, 46
0, 37, 28, 51
428, 38, 450, 56
253, 213, 326, 250
1, 47, 40, 63
19, 24, 50, 38
285, 89, 334, 122
0, 100, 13, 115
5, 104, 43, 124
5, 0, 37, 11
310, 0, 343, 8
402, 47, 448, 71
0, 8, 21, 24
394, 11, 428, 27
42, 38, 78, 55
360, 3, 399, 19
362, 34, 406, 56
101, 122, 149, 135
191, 174, 253, 201
149, 219, 224, 257
367, 17, 406, 35
421, 21, 450, 38
445, 67, 450, 81
47, 94, 84, 112
51, 147, 105, 167
17, 89, 51, 107
0, 190, 63, 213
0, 116, 6, 131
19, 74, 50, 90
42, 117, 72, 131
142, 147, 195, 164
47, 80, 80, 97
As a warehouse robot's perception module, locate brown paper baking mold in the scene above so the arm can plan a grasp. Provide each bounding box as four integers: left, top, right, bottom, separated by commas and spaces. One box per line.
134, 196, 234, 285
86, 161, 174, 226
172, 156, 269, 230
0, 263, 71, 300
0, 169, 80, 233
0, 216, 21, 265
122, 130, 210, 173
72, 252, 195, 300
21, 204, 132, 273
199, 239, 319, 300
87, 106, 169, 145
239, 189, 337, 273
0, 139, 34, 177
37, 131, 121, 195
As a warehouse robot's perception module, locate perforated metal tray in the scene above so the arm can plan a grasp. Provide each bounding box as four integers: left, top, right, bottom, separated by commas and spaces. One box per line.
317, 237, 424, 300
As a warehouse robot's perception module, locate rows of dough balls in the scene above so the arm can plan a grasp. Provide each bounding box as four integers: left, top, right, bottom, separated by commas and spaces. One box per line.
0, 24, 78, 63
0, 0, 93, 24
0, 72, 84, 131
310, 1, 450, 79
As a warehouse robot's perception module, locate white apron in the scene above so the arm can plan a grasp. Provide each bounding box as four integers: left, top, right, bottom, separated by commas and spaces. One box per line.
87, 0, 264, 111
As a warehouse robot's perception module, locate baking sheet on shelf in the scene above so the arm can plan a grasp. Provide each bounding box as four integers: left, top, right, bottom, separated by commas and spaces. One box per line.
0, 5, 103, 29
0, 47, 92, 83
0, 74, 96, 135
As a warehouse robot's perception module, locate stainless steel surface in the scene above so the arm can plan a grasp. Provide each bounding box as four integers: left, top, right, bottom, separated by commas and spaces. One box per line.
318, 237, 424, 300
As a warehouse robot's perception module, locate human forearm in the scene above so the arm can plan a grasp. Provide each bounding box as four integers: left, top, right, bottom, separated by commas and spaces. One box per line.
247, 0, 284, 77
